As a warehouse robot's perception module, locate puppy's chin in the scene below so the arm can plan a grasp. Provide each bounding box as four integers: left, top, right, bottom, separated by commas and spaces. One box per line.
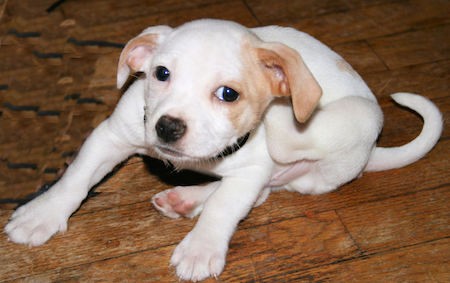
153, 144, 216, 164
153, 140, 236, 164
155, 145, 185, 159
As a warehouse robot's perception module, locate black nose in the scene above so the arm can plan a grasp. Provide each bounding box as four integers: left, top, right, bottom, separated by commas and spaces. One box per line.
155, 115, 187, 143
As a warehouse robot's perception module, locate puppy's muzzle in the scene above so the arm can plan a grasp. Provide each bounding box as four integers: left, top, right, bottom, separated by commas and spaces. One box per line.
155, 115, 187, 143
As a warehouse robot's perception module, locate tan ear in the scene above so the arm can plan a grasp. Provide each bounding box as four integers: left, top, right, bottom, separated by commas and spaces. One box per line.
256, 42, 322, 122
117, 26, 172, 89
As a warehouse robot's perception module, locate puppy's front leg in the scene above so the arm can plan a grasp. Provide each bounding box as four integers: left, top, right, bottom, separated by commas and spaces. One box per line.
5, 114, 141, 246
171, 171, 269, 281
5, 83, 147, 246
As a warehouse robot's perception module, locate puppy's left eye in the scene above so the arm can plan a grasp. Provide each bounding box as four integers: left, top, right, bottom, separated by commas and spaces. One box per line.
214, 86, 239, 102
154, 66, 170, 81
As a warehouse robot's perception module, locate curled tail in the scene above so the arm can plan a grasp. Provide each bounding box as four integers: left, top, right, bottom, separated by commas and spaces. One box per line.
365, 93, 443, 172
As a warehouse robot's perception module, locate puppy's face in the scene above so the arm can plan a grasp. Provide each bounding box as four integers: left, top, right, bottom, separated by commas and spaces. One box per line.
117, 20, 321, 164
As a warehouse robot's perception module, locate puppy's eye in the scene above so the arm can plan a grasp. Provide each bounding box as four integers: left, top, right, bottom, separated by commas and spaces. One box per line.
214, 86, 239, 102
154, 66, 170, 81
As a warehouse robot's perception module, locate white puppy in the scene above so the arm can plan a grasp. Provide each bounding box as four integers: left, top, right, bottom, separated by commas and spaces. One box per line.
5, 19, 442, 281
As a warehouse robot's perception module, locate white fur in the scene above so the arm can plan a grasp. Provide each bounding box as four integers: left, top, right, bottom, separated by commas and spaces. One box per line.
5, 19, 442, 281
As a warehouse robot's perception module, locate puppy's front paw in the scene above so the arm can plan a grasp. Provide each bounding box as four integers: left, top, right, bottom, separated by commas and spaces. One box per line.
4, 194, 69, 246
171, 231, 227, 282
152, 187, 203, 219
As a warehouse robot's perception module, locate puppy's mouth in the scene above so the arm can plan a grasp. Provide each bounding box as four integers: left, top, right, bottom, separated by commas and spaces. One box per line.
154, 144, 213, 162
154, 132, 251, 162
155, 145, 185, 158
154, 144, 206, 162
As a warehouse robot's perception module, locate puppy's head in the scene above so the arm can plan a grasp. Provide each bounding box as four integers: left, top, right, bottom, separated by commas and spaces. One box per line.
117, 19, 321, 164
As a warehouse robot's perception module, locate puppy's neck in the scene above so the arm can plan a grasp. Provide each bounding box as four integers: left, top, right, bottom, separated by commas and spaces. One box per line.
214, 132, 250, 159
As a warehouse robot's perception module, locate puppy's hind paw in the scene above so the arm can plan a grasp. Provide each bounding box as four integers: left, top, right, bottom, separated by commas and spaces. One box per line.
152, 187, 203, 219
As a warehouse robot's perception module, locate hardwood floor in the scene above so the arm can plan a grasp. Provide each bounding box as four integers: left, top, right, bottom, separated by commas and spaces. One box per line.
0, 0, 448, 282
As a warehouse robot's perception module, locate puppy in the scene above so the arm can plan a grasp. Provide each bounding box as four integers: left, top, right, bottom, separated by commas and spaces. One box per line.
5, 19, 443, 281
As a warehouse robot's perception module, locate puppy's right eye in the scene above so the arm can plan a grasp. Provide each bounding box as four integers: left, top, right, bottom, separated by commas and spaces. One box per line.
154, 66, 170, 81
214, 86, 240, 102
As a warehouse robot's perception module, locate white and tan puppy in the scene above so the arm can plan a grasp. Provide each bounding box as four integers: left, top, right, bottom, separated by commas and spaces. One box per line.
5, 19, 442, 281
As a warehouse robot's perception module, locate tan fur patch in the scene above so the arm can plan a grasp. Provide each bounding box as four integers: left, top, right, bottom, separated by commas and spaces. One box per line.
223, 38, 274, 135
223, 35, 324, 133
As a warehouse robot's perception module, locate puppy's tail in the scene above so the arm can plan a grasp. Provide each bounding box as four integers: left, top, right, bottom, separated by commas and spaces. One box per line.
365, 93, 443, 172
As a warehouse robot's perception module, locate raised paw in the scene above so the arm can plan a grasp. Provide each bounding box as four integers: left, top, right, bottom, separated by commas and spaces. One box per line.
171, 231, 227, 282
4, 194, 70, 246
152, 186, 210, 219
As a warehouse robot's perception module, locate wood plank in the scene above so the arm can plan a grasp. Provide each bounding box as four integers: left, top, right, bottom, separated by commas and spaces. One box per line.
2, 82, 120, 113
0, 202, 195, 281
15, 245, 180, 282
0, 45, 37, 72
4, 211, 358, 282
0, 67, 62, 93
87, 52, 121, 89
0, 49, 117, 96
369, 24, 450, 69
0, 2, 65, 40
344, 0, 404, 8
360, 0, 450, 31
333, 40, 388, 75
0, 111, 103, 154
292, 9, 383, 46
1, 0, 61, 19
290, 0, 450, 46
337, 186, 450, 253
240, 211, 359, 281
61, 0, 224, 28
264, 238, 450, 282
363, 59, 449, 107
67, 1, 259, 44
246, 0, 349, 23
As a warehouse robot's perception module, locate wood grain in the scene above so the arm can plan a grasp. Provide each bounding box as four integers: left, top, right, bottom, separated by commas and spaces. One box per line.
2, 211, 358, 282
338, 186, 450, 253
265, 238, 450, 282
368, 24, 450, 69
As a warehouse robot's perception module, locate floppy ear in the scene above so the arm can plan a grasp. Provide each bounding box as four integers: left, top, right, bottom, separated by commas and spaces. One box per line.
256, 42, 322, 123
117, 25, 172, 89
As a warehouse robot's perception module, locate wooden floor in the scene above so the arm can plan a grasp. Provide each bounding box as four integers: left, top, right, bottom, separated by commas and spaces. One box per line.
0, 0, 449, 282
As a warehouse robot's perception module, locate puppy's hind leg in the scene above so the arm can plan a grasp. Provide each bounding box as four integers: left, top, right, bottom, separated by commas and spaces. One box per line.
152, 181, 220, 219
285, 150, 368, 195
286, 96, 383, 195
